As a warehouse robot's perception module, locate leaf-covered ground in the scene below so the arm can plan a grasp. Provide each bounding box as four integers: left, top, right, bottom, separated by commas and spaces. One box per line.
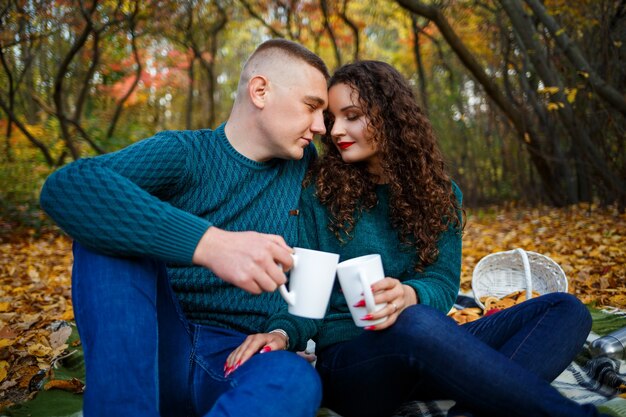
0, 204, 624, 409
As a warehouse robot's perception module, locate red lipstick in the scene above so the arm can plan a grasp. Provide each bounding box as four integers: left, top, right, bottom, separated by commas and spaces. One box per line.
338, 142, 355, 150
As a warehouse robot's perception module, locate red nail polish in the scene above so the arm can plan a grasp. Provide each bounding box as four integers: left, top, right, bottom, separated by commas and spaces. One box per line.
353, 299, 366, 307
223, 362, 228, 372
361, 314, 373, 320
224, 367, 232, 377
364, 325, 376, 330
260, 346, 271, 353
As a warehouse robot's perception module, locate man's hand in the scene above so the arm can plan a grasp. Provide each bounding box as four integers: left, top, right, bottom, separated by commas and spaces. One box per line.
192, 226, 294, 294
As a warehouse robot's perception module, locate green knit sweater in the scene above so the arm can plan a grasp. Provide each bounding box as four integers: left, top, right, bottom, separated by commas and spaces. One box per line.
298, 182, 463, 351
40, 123, 318, 350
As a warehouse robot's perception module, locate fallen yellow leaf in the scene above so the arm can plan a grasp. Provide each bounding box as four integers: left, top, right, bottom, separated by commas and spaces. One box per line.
27, 343, 52, 357
0, 339, 15, 348
0, 360, 8, 382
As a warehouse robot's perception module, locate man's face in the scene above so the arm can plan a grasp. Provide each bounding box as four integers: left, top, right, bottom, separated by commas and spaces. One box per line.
260, 63, 328, 160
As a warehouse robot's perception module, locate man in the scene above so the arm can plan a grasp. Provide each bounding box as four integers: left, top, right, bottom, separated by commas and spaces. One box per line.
40, 39, 328, 417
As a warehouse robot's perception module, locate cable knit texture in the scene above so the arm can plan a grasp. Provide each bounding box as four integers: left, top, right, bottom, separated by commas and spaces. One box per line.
298, 182, 463, 351
40, 123, 317, 346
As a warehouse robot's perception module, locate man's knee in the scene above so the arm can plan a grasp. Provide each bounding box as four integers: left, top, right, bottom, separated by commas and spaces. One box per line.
263, 351, 322, 405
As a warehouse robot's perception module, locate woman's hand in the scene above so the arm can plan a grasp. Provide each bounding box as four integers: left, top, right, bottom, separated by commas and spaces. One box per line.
361, 278, 418, 331
224, 331, 288, 377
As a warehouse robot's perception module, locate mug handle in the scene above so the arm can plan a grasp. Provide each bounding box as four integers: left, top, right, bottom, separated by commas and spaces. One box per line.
359, 272, 377, 313
278, 254, 299, 306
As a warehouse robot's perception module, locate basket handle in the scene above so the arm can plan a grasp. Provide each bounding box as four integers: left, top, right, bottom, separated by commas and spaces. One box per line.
515, 248, 532, 301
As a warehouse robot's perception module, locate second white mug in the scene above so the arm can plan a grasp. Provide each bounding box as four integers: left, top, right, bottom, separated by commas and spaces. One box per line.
336, 254, 387, 327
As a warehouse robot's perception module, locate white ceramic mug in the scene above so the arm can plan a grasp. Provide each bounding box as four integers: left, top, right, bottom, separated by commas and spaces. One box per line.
278, 247, 340, 319
336, 254, 387, 327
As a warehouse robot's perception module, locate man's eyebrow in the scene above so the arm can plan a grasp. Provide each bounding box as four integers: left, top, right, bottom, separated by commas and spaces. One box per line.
304, 95, 326, 107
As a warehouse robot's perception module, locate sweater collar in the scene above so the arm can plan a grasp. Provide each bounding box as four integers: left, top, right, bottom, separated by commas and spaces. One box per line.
216, 123, 277, 170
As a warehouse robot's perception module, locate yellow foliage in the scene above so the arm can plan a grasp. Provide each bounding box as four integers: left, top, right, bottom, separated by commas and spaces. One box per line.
0, 360, 8, 382
566, 88, 578, 103
27, 343, 52, 357
461, 204, 626, 312
538, 86, 560, 94
547, 102, 565, 111
0, 339, 15, 349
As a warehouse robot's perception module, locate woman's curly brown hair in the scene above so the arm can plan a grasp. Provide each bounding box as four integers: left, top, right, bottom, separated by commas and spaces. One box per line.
306, 60, 463, 271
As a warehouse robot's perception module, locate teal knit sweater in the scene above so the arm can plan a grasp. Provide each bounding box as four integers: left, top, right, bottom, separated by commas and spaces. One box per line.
40, 123, 318, 350
298, 182, 463, 351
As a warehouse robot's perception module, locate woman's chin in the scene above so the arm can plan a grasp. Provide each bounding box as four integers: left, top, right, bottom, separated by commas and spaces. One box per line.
340, 155, 361, 165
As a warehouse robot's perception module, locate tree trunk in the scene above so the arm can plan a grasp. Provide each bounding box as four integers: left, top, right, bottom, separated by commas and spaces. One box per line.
320, 0, 342, 68
106, 8, 142, 140
0, 42, 15, 162
339, 0, 360, 61
395, 0, 569, 205
52, 1, 98, 160
186, 57, 195, 130
500, 0, 625, 202
524, 0, 626, 117
411, 15, 429, 114
18, 8, 39, 125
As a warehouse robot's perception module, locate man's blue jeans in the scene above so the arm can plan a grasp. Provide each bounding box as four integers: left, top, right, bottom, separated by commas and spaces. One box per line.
71, 242, 321, 417
316, 293, 603, 417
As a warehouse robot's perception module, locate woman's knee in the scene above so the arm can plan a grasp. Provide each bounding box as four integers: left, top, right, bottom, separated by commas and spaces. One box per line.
396, 304, 456, 331
544, 292, 591, 332
386, 304, 458, 348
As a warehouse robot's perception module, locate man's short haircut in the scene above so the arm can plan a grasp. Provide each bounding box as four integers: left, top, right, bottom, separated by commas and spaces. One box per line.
244, 39, 330, 80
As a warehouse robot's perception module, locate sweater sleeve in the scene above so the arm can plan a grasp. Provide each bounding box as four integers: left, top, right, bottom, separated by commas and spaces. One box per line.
403, 183, 463, 313
39, 131, 211, 264
264, 183, 325, 351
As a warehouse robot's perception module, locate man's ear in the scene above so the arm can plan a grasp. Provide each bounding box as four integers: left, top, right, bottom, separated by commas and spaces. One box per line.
249, 75, 269, 109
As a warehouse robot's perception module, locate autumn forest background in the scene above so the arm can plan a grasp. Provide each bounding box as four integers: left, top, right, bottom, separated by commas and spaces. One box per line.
0, 0, 625, 410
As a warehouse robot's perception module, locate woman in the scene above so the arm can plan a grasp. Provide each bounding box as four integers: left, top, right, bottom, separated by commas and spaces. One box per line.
306, 60, 607, 417
227, 61, 606, 417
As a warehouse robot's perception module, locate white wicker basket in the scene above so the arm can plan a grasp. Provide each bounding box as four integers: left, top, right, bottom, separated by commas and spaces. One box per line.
472, 248, 568, 310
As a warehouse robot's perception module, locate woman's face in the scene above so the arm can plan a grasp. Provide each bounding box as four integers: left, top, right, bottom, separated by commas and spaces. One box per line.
327, 83, 380, 171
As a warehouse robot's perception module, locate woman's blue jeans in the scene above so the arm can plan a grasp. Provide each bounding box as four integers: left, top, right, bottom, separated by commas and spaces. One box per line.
71, 242, 321, 417
316, 293, 602, 417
